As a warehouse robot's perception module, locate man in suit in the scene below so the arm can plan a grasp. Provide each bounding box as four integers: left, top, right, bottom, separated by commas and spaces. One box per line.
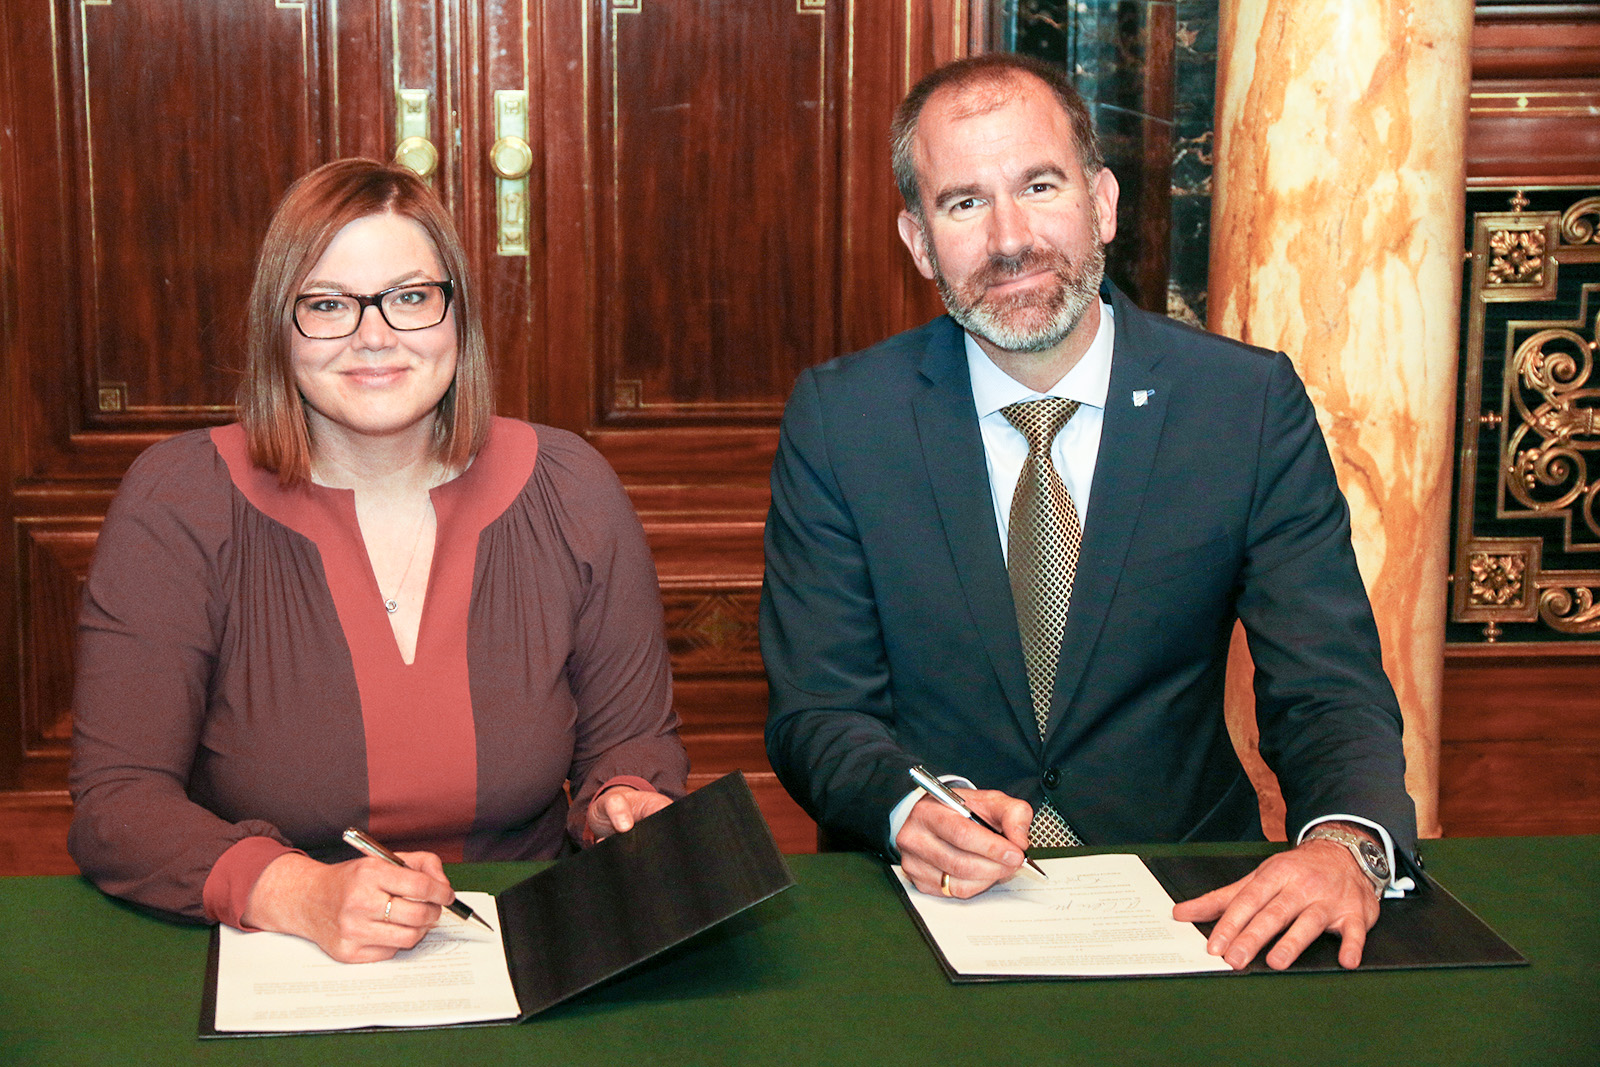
761, 54, 1418, 971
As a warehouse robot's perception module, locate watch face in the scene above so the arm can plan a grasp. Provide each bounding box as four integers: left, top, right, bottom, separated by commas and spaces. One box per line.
1359, 839, 1390, 879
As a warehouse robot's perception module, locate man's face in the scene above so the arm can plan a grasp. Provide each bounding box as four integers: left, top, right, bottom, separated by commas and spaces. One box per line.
897, 77, 1118, 356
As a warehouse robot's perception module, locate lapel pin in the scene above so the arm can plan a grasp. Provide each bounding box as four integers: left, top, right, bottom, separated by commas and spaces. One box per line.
1132, 389, 1154, 407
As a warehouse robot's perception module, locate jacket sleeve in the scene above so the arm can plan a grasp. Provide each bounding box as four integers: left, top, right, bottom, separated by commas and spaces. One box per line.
1235, 353, 1419, 868
761, 369, 921, 852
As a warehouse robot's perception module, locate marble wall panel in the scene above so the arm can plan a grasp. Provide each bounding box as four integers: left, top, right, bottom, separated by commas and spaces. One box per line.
1096, 104, 1175, 311
1005, 0, 1218, 323
1169, 0, 1218, 325
1011, 0, 1070, 70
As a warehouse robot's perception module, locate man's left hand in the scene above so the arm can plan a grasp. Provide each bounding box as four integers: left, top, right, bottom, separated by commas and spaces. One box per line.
1170, 838, 1380, 970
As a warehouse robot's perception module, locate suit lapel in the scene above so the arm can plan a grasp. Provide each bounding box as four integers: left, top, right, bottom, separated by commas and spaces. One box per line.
910, 322, 1038, 743
1047, 290, 1173, 744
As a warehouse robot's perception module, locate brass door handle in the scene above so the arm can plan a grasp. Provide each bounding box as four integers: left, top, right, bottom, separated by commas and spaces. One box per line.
394, 89, 437, 179
395, 136, 438, 179
490, 136, 533, 180
492, 92, 531, 255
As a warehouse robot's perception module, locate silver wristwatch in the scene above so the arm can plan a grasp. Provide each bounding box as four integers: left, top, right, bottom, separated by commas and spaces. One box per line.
1304, 824, 1390, 896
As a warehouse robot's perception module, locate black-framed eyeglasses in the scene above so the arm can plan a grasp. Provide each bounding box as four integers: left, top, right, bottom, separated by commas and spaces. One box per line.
292, 280, 454, 339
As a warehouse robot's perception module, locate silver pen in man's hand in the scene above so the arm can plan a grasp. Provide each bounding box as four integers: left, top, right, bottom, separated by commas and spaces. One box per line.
908, 765, 1049, 880
341, 827, 493, 930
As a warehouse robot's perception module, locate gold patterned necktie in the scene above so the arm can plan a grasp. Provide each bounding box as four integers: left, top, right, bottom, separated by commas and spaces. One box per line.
1002, 397, 1084, 848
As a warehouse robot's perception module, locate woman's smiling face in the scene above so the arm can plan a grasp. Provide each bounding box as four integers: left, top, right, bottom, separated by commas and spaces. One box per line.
290, 211, 458, 450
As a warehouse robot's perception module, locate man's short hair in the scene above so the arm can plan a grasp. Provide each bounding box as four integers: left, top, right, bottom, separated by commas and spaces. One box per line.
890, 53, 1103, 219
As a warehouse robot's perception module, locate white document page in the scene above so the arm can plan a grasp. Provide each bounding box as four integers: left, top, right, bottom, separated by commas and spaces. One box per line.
213, 891, 520, 1032
892, 854, 1234, 977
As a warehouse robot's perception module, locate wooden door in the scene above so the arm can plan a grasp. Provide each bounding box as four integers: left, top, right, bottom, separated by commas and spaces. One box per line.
0, 0, 969, 873
532, 2, 957, 839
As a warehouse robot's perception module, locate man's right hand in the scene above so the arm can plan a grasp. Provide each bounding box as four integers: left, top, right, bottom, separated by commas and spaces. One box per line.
895, 787, 1034, 898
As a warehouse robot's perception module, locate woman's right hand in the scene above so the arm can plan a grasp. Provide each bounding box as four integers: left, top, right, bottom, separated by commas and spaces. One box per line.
240, 850, 456, 963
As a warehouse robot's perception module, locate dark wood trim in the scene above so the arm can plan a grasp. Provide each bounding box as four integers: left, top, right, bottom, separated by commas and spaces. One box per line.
0, 792, 75, 876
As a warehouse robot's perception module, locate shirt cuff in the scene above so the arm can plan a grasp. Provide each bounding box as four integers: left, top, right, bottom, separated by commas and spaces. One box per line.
202, 836, 301, 929
1296, 814, 1414, 898
580, 775, 661, 847
886, 774, 976, 856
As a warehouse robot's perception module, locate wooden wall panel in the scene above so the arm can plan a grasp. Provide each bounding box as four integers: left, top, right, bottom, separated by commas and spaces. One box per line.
16, 521, 97, 791
1467, 5, 1600, 187
542, 0, 945, 444
1466, 78, 1600, 187
72, 1, 318, 419
1441, 650, 1600, 836
9, 1, 345, 482
662, 587, 762, 674
848, 0, 950, 354
1471, 6, 1600, 80
0, 793, 75, 876
599, 0, 833, 422
0, 0, 391, 834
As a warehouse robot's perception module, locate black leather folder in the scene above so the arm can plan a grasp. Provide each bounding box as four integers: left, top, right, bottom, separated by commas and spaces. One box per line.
1144, 852, 1527, 975
201, 771, 796, 1035
499, 770, 797, 1015
894, 851, 1526, 984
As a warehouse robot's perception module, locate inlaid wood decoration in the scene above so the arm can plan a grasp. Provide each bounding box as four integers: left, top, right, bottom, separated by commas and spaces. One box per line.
1451, 187, 1600, 644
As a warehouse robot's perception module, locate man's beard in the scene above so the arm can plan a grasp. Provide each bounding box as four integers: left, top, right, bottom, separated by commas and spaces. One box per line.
930, 236, 1105, 354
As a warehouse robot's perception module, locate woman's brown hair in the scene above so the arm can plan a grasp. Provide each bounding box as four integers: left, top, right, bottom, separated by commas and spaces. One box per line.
239, 158, 492, 484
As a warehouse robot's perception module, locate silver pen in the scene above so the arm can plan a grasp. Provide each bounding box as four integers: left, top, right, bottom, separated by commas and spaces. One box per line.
342, 827, 492, 930
909, 765, 1049, 880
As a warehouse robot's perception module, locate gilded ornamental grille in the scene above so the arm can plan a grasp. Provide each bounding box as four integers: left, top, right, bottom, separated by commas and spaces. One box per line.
1451, 188, 1600, 642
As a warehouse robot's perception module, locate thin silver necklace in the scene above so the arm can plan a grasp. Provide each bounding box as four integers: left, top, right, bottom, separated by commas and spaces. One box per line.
382, 495, 432, 614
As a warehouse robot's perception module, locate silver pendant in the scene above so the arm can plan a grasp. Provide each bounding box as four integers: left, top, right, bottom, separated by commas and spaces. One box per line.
384, 598, 399, 614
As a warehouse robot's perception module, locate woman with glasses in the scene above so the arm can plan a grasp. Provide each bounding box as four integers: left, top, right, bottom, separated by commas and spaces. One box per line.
67, 159, 688, 962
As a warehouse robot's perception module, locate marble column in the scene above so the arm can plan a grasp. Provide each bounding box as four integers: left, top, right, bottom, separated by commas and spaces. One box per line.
1210, 0, 1472, 839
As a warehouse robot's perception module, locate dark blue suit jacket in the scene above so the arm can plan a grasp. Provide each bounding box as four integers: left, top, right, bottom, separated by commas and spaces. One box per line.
761, 286, 1418, 864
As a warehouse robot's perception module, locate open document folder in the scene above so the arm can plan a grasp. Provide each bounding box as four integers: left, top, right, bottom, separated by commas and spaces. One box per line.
893, 852, 1526, 983
201, 772, 796, 1036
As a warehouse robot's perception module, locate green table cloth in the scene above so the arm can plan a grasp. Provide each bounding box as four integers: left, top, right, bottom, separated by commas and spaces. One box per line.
2, 837, 1594, 1067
